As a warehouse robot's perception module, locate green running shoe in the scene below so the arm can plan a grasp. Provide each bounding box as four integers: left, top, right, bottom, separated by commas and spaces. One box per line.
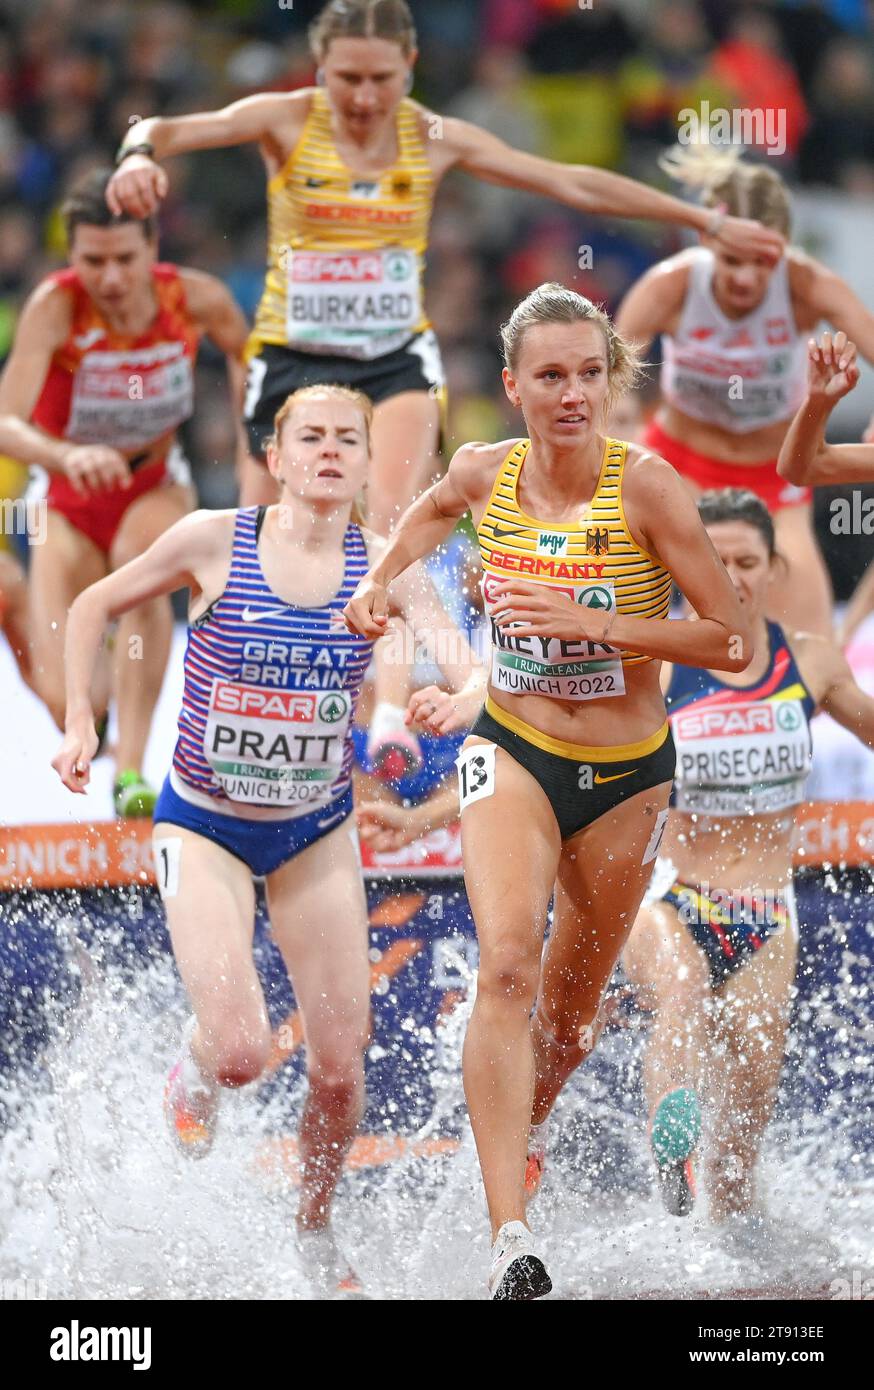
651, 1087, 702, 1217
113, 769, 157, 819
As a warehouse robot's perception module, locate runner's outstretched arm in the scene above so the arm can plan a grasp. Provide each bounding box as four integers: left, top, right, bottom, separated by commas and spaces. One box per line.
778, 332, 872, 486
441, 119, 784, 264
51, 511, 222, 791
106, 96, 308, 218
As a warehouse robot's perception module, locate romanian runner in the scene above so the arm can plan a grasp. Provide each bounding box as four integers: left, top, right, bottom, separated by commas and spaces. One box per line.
622, 487, 874, 1224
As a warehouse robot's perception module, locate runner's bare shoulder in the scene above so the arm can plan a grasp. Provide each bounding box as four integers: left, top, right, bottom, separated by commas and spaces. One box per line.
448, 438, 522, 512
622, 439, 683, 497
255, 89, 314, 165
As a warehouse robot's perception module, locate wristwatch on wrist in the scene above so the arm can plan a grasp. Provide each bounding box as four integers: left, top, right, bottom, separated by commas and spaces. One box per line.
115, 142, 155, 166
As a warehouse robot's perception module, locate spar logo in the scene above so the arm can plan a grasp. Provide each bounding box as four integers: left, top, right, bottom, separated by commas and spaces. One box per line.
385, 250, 413, 281
293, 253, 383, 283
211, 683, 316, 721
674, 705, 774, 740
776, 702, 802, 731
319, 694, 348, 723
577, 584, 613, 612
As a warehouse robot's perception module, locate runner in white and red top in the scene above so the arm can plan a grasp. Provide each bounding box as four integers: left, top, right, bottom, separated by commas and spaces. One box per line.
616, 143, 874, 639
0, 167, 249, 816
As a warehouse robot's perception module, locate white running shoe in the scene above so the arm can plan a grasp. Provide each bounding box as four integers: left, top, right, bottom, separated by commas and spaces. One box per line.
488, 1221, 552, 1301
296, 1227, 365, 1299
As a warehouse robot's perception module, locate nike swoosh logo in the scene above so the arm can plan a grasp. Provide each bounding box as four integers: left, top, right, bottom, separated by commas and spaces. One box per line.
317, 810, 346, 830
594, 768, 638, 784
490, 524, 533, 540
74, 328, 105, 350
240, 605, 293, 623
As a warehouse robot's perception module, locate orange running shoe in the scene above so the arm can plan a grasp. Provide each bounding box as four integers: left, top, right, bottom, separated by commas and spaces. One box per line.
525, 1117, 550, 1201
163, 1059, 218, 1159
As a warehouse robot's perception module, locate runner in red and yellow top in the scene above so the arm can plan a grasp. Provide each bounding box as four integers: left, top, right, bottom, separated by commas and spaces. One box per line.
616, 143, 874, 640
343, 283, 753, 1299
0, 169, 249, 816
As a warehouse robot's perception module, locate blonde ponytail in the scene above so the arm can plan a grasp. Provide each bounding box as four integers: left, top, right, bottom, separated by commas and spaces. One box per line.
660, 141, 791, 237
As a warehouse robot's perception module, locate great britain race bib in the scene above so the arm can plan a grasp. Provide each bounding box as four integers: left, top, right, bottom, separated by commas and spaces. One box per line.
203, 680, 352, 813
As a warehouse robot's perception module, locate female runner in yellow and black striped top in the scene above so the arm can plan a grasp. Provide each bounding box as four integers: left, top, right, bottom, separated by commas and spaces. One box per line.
342, 283, 753, 1301
470, 426, 678, 840
478, 435, 674, 701
254, 86, 433, 359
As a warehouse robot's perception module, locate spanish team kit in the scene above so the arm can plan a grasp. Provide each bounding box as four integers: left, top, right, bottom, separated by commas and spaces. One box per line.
29, 262, 198, 549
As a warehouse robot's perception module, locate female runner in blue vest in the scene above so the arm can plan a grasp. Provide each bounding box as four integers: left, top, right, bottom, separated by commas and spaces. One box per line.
620, 488, 874, 1231
50, 383, 484, 1296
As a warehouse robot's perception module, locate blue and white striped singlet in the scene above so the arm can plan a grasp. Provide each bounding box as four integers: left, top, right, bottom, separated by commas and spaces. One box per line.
170, 505, 373, 819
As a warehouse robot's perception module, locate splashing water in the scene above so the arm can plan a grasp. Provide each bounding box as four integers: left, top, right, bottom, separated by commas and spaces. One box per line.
1, 874, 872, 1301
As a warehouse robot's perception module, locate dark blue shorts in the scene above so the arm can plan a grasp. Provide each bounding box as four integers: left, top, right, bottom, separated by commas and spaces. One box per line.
152, 776, 354, 878
662, 880, 794, 988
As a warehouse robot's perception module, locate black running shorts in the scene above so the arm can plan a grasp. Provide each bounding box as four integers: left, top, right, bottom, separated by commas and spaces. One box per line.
466, 697, 676, 841
243, 329, 446, 460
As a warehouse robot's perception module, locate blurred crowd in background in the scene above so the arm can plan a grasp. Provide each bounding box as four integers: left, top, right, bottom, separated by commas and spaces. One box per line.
1, 0, 873, 593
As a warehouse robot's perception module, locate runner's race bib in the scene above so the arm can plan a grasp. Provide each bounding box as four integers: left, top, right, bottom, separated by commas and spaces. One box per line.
204, 680, 352, 814
285, 249, 421, 358
482, 573, 626, 702
67, 344, 194, 448
670, 697, 812, 816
